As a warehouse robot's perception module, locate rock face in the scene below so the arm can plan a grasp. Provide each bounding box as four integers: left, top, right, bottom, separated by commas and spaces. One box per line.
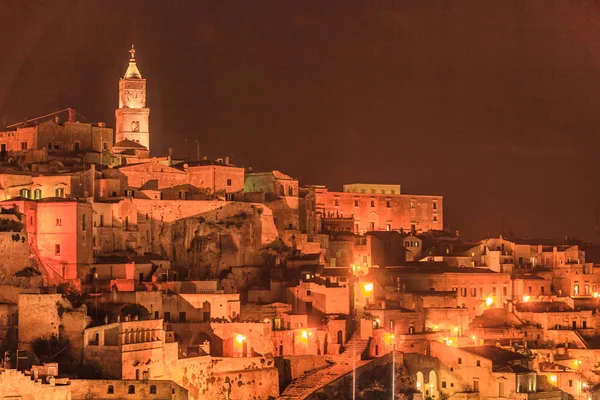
136, 200, 280, 279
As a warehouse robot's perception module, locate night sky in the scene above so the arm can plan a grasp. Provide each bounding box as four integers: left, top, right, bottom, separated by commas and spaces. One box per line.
1, 1, 600, 241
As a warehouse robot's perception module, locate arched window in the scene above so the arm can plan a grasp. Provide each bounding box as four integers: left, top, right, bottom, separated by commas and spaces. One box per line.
574, 284, 580, 295
150, 385, 157, 394
288, 186, 294, 196
19, 189, 30, 199
107, 385, 114, 394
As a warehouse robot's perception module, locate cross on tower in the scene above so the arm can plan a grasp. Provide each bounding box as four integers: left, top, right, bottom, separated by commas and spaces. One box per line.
129, 44, 135, 60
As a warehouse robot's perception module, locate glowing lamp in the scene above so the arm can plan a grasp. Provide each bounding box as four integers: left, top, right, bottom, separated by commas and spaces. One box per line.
434, 325, 439, 330
549, 375, 557, 383
301, 330, 308, 340
523, 295, 531, 303
448, 339, 453, 344
363, 283, 374, 294
453, 327, 459, 332
235, 334, 246, 344
471, 335, 477, 341
416, 382, 421, 389
583, 382, 588, 388
485, 296, 494, 307
594, 292, 599, 298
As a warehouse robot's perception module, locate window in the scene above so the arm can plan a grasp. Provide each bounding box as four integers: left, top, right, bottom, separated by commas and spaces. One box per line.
371, 189, 376, 194
386, 224, 391, 231
386, 200, 391, 208
306, 290, 311, 296
541, 286, 545, 294
82, 215, 87, 231
164, 312, 170, 322
56, 218, 62, 226
354, 200, 359, 207
34, 189, 41, 199
55, 244, 61, 255
128, 385, 135, 394
20, 141, 28, 150
503, 287, 507, 296
370, 200, 375, 207
225, 193, 235, 201
19, 188, 30, 199
569, 380, 573, 387
150, 385, 157, 394
288, 186, 293, 196
226, 179, 232, 187
74, 141, 80, 151
433, 216, 437, 222
458, 357, 462, 364
55, 187, 65, 198
476, 360, 480, 367
99, 214, 104, 227
103, 141, 108, 150
334, 199, 339, 206
107, 385, 114, 394
460, 288, 467, 297
473, 380, 479, 392
441, 381, 446, 388
471, 288, 477, 297
178, 191, 187, 200
369, 222, 375, 231
410, 202, 415, 209
433, 202, 437, 209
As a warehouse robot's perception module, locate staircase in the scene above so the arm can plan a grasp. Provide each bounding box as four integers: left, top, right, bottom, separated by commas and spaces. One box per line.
280, 331, 371, 399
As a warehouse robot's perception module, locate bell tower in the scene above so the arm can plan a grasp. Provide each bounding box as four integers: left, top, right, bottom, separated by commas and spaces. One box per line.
115, 45, 150, 150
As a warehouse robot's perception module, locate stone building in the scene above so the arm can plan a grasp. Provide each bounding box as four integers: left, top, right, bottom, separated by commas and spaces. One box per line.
304, 183, 443, 235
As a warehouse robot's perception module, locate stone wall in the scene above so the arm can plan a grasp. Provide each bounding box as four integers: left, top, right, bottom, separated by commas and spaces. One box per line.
0, 369, 71, 399
69, 378, 188, 399
168, 355, 278, 400
0, 232, 30, 275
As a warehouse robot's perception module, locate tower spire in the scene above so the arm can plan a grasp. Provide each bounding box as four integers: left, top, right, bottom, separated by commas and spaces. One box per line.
124, 44, 142, 79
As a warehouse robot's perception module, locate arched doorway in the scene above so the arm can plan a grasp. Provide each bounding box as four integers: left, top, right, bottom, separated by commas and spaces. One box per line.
416, 371, 424, 393
429, 370, 438, 397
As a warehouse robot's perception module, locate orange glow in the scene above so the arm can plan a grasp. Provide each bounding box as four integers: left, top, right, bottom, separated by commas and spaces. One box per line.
522, 295, 531, 302
300, 330, 308, 340
549, 375, 557, 383
385, 333, 395, 344
594, 292, 599, 298
485, 296, 494, 307
362, 282, 374, 294
235, 334, 246, 344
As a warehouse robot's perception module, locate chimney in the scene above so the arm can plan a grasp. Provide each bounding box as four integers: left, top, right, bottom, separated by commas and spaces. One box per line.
225, 156, 230, 165
168, 147, 173, 160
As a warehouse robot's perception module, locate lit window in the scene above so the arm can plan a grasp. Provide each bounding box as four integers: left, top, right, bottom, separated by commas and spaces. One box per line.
411, 202, 415, 209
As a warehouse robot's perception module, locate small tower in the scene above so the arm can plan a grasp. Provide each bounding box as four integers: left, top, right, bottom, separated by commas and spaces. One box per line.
115, 45, 150, 150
